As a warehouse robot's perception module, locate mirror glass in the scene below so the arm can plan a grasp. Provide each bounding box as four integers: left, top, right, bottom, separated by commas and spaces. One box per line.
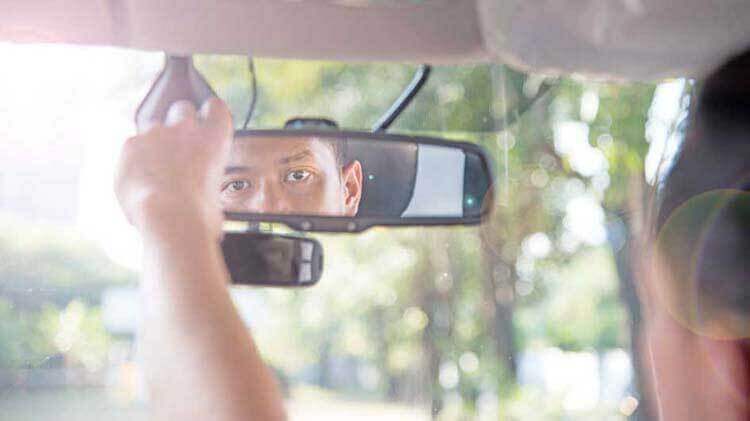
222, 232, 323, 287
222, 130, 493, 230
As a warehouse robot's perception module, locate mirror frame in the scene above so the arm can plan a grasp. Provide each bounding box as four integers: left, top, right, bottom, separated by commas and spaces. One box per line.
224, 129, 495, 232
222, 231, 324, 287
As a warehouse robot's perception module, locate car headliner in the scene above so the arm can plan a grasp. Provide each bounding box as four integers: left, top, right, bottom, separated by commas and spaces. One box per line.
2, 0, 750, 80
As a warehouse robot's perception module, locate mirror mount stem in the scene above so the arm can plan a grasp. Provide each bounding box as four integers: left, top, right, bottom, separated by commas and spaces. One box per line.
241, 57, 258, 129
135, 53, 216, 130
372, 64, 431, 132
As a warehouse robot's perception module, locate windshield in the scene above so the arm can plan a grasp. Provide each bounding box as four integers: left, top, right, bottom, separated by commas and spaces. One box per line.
196, 55, 534, 134
0, 42, 686, 420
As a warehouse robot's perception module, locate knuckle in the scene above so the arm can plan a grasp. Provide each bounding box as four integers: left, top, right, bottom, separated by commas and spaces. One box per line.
123, 135, 140, 148
176, 117, 197, 130
208, 97, 229, 113
174, 99, 197, 111
138, 123, 163, 139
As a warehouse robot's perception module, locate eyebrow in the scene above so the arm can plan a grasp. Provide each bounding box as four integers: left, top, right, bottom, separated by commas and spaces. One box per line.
225, 166, 251, 174
277, 149, 313, 165
225, 149, 314, 174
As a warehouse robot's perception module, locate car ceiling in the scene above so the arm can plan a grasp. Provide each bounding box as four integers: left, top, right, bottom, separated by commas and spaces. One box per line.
2, 0, 750, 80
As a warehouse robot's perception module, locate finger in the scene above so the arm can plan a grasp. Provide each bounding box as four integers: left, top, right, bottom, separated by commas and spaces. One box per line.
137, 119, 161, 134
198, 99, 234, 179
165, 100, 198, 127
198, 98, 233, 141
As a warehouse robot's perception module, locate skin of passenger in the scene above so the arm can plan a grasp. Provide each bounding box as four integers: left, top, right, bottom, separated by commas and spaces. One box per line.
221, 136, 362, 216
115, 99, 287, 421
640, 50, 750, 421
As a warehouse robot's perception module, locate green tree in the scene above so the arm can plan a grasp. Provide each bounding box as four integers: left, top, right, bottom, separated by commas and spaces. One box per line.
191, 56, 662, 418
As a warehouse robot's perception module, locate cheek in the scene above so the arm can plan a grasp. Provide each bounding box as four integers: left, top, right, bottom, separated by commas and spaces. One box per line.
316, 177, 344, 211
282, 178, 329, 209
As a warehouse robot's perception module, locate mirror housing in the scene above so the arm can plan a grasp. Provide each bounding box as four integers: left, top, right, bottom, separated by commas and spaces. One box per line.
135, 54, 216, 130
223, 129, 494, 232
222, 232, 323, 287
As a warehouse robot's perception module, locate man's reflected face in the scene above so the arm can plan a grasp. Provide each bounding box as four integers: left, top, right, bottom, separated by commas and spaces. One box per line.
221, 136, 362, 216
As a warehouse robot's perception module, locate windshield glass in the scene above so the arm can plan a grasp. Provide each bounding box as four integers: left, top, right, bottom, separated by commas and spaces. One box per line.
0, 42, 686, 420
195, 55, 534, 133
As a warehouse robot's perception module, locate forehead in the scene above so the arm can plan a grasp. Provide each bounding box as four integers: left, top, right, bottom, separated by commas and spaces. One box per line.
230, 135, 336, 162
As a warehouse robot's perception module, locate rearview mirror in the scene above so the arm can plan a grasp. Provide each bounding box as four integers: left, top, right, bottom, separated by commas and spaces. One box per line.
223, 130, 494, 232
222, 232, 323, 287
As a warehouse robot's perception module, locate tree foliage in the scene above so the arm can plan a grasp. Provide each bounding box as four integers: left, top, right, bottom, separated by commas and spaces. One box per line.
0, 55, 663, 418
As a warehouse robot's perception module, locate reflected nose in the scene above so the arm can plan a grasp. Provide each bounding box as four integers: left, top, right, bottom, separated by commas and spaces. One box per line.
246, 180, 290, 214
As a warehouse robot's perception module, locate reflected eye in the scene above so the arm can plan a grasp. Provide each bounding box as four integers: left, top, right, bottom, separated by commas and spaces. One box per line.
285, 169, 312, 183
223, 180, 251, 193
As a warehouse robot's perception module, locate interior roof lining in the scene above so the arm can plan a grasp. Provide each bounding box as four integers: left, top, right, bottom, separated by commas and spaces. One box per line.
3, 0, 750, 80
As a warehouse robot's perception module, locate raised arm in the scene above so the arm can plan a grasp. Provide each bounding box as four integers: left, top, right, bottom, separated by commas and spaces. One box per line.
115, 99, 286, 421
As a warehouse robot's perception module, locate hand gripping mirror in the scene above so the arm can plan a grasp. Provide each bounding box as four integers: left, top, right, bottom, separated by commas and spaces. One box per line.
135, 55, 323, 287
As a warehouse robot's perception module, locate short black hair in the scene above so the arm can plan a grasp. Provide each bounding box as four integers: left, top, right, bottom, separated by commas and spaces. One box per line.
283, 118, 348, 168
319, 137, 348, 168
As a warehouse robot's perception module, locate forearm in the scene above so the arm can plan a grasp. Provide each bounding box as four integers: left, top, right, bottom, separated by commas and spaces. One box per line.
139, 208, 286, 421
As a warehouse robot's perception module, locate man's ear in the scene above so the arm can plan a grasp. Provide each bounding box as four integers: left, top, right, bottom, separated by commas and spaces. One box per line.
341, 160, 363, 216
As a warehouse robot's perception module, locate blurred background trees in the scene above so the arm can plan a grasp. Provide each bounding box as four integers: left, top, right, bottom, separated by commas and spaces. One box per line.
0, 51, 686, 420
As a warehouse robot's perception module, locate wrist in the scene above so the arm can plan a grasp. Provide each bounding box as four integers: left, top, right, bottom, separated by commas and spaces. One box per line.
136, 193, 222, 241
